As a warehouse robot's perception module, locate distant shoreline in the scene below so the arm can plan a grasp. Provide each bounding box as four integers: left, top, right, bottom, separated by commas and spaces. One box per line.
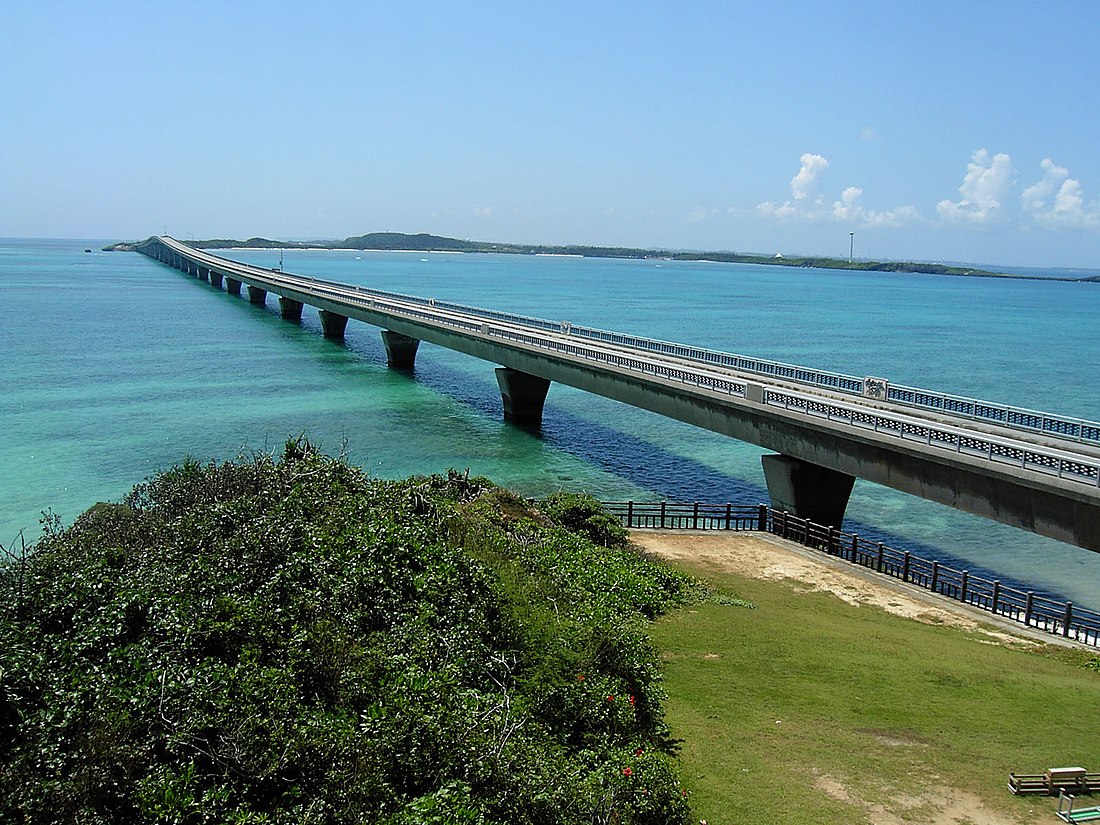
104, 232, 1100, 283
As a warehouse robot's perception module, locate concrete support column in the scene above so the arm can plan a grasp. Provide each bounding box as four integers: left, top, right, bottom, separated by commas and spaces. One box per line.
226, 278, 242, 296
279, 297, 304, 321
495, 367, 551, 427
197, 267, 210, 282
210, 271, 224, 289
761, 454, 855, 529
319, 310, 348, 339
247, 285, 267, 305
380, 330, 420, 369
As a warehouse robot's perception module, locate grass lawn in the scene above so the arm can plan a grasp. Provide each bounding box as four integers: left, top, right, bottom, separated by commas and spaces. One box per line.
648, 553, 1100, 825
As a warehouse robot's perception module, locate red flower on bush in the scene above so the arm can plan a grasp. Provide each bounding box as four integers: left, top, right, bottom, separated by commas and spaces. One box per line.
622, 767, 633, 776
628, 695, 636, 705
607, 694, 615, 702
635, 747, 644, 756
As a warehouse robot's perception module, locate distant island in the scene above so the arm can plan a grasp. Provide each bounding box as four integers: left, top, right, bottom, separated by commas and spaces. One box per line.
105, 233, 1100, 282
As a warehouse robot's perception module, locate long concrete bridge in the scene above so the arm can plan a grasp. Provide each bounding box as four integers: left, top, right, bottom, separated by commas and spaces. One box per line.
136, 236, 1100, 552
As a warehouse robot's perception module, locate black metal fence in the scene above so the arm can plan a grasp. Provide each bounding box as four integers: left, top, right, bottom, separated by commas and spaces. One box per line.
602, 501, 1100, 648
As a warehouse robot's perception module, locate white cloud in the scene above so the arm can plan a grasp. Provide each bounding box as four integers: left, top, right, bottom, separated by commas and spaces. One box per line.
790, 152, 829, 201
936, 148, 1015, 224
832, 186, 920, 228
1022, 158, 1099, 228
755, 200, 799, 221
757, 153, 830, 220
473, 206, 493, 217
758, 154, 917, 228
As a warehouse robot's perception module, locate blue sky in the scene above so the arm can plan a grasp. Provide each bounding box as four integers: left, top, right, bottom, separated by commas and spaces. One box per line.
4, 1, 1100, 268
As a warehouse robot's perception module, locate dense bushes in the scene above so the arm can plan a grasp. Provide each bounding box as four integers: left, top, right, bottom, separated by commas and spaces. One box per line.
0, 445, 696, 824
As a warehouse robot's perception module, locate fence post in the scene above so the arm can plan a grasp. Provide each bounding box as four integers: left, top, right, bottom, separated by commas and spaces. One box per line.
850, 534, 859, 564
1063, 603, 1073, 637
876, 542, 885, 573
960, 571, 969, 603
660, 501, 666, 529
693, 502, 699, 530
991, 580, 1000, 614
828, 527, 838, 556
930, 561, 939, 593
758, 504, 768, 532
902, 551, 911, 583
725, 502, 732, 530
1024, 592, 1034, 627
627, 501, 634, 528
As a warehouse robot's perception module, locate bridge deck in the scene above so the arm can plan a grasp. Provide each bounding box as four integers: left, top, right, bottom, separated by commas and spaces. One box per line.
138, 236, 1100, 551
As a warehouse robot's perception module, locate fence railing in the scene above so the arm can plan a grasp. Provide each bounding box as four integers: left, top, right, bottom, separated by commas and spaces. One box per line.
602, 500, 1100, 648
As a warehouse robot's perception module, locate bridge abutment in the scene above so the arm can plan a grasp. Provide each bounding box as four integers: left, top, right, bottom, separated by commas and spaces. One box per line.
381, 330, 420, 369
248, 286, 267, 305
279, 297, 304, 321
226, 278, 241, 296
495, 367, 551, 428
761, 453, 855, 529
319, 310, 348, 339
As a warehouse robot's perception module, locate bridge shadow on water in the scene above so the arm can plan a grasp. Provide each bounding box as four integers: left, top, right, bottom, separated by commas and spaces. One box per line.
263, 310, 1068, 604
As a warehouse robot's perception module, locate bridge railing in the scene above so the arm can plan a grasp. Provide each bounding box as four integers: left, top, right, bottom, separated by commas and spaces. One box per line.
601, 500, 1100, 647
762, 388, 1100, 487
356, 281, 1100, 446
151, 238, 1100, 448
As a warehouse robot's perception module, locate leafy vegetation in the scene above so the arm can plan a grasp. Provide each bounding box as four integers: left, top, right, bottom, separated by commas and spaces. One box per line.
0, 444, 697, 824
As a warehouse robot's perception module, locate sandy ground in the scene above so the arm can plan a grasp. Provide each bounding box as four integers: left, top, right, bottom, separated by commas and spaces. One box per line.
630, 529, 1063, 825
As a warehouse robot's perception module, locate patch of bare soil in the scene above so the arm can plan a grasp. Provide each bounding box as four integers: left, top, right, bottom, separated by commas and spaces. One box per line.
631, 530, 1039, 646
813, 772, 1038, 825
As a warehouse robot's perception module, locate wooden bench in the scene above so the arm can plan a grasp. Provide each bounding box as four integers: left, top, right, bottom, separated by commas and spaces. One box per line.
1009, 768, 1100, 796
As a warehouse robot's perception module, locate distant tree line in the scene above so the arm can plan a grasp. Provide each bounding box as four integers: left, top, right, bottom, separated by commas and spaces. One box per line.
105, 233, 1099, 281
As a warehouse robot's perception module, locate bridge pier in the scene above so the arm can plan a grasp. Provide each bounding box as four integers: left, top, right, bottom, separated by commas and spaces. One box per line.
495, 367, 551, 428
210, 271, 224, 289
319, 310, 348, 339
197, 266, 210, 282
381, 330, 420, 369
247, 286, 267, 305
226, 278, 241, 296
279, 297, 304, 321
761, 454, 855, 530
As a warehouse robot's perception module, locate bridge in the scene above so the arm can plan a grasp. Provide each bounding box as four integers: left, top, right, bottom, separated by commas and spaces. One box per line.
135, 236, 1100, 552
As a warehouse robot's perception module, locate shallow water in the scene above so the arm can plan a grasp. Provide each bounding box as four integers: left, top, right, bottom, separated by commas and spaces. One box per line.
3, 239, 1099, 606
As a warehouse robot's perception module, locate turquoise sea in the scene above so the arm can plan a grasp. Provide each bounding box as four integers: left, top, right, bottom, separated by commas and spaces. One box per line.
3, 238, 1099, 606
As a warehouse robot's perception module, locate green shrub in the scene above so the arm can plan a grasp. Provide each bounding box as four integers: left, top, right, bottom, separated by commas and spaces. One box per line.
0, 447, 693, 824
540, 492, 629, 549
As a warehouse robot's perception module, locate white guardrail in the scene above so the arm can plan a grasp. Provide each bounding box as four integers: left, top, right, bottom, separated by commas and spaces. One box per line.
152, 239, 1100, 488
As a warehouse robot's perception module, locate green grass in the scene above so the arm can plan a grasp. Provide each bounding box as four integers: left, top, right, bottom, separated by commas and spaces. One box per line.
649, 558, 1100, 824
